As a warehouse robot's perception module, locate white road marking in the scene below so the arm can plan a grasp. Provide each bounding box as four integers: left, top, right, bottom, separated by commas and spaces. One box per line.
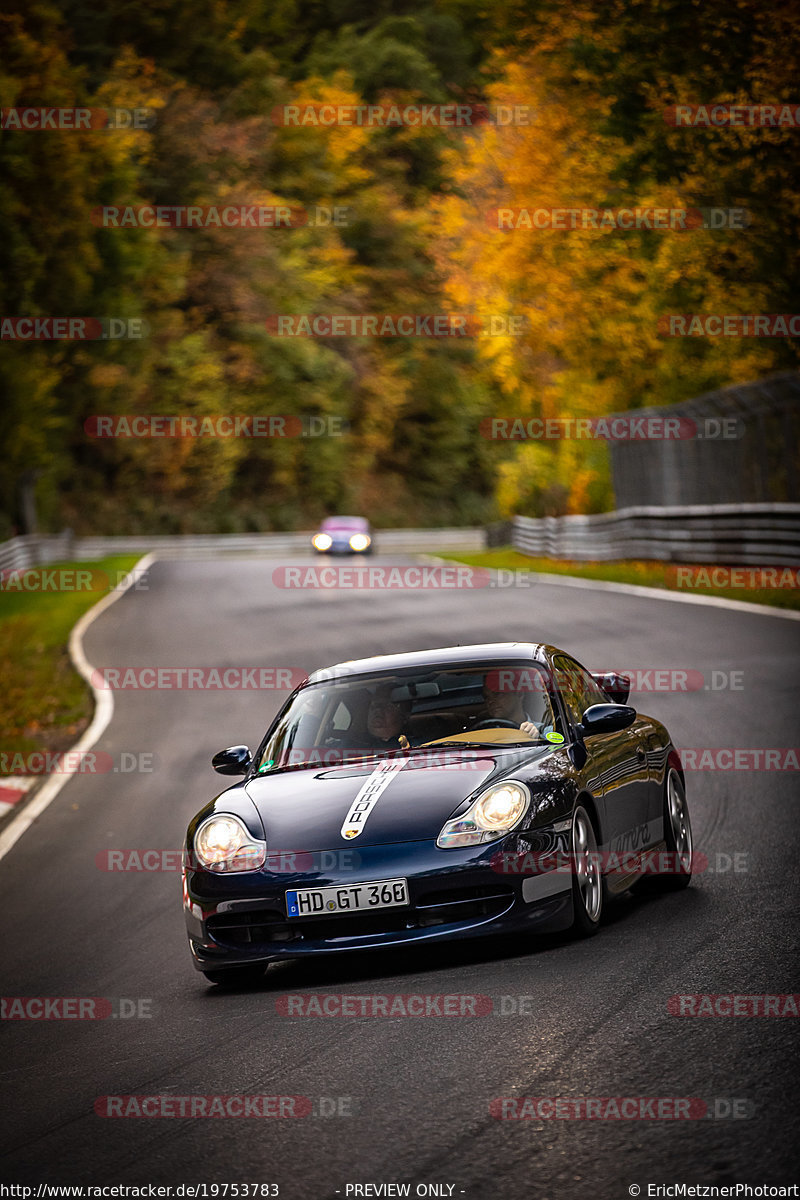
0, 554, 156, 863
419, 556, 800, 621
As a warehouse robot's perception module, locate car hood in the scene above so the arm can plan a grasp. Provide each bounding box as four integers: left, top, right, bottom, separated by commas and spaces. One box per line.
243, 746, 553, 850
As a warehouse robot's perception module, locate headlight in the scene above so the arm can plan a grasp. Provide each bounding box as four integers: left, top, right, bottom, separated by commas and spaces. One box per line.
349, 533, 370, 551
313, 533, 332, 551
193, 814, 266, 873
437, 781, 531, 848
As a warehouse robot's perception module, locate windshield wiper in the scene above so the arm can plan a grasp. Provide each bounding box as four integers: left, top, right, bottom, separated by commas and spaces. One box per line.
417, 740, 501, 749
422, 739, 545, 749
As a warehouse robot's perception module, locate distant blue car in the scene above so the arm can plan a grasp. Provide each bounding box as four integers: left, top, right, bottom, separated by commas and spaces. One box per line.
183, 643, 692, 985
311, 515, 373, 555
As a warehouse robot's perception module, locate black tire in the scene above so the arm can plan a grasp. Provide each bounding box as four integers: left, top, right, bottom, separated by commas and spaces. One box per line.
659, 767, 693, 890
570, 804, 603, 937
202, 965, 266, 987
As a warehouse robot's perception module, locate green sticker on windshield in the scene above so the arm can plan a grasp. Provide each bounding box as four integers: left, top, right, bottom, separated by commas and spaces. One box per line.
545, 731, 565, 744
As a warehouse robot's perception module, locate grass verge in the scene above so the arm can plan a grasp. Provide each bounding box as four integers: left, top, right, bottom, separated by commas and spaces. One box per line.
437, 548, 800, 612
1, 556, 143, 770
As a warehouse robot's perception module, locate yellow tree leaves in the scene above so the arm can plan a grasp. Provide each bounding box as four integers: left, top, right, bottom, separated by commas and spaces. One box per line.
434, 3, 799, 516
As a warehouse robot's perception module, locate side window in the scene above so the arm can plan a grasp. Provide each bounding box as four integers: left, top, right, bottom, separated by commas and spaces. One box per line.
554, 656, 608, 726
554, 657, 583, 727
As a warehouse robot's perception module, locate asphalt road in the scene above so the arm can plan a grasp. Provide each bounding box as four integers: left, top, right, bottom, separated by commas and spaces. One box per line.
2, 555, 799, 1198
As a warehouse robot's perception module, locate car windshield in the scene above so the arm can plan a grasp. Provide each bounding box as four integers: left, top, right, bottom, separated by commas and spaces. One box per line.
255, 662, 558, 772
321, 517, 365, 530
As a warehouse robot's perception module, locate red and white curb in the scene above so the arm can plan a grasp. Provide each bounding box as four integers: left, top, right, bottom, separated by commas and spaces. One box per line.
0, 777, 35, 812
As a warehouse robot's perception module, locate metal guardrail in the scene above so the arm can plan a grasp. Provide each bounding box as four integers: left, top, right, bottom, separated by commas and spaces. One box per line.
0, 531, 75, 575
0, 527, 485, 571
5, 509, 798, 573
512, 504, 800, 566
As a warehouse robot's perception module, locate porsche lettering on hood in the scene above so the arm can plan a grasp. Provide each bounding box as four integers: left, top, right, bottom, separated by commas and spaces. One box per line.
244, 753, 510, 850
340, 758, 407, 840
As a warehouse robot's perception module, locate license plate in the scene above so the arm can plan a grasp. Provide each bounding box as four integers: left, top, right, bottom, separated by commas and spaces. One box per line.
286, 877, 409, 918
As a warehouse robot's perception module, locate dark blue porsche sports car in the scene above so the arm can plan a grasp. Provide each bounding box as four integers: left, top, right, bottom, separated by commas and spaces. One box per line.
183, 642, 692, 985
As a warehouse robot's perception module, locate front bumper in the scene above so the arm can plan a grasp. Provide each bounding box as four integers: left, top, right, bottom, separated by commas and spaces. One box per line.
184, 837, 574, 971
313, 542, 372, 556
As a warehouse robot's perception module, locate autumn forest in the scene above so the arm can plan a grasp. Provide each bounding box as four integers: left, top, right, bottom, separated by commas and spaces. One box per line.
1, 0, 798, 535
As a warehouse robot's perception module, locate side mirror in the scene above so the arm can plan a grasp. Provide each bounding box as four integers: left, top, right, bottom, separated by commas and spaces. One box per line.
580, 704, 636, 736
212, 745, 252, 775
591, 672, 631, 705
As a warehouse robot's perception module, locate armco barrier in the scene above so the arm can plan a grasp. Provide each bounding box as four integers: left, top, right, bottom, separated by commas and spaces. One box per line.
0, 527, 485, 571
512, 504, 800, 566
5, 510, 798, 571
0, 531, 75, 575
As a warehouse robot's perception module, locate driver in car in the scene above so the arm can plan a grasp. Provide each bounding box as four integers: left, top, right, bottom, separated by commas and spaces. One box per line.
478, 676, 555, 740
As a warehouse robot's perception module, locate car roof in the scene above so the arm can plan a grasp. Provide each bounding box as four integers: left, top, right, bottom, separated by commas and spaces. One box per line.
320, 515, 368, 527
306, 642, 553, 683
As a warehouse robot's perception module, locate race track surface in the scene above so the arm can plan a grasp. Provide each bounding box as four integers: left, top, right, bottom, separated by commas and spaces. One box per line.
2, 555, 799, 1198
